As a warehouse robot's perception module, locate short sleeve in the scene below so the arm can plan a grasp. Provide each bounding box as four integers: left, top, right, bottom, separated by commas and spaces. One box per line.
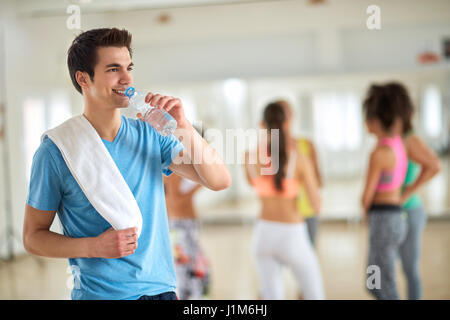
26, 141, 63, 211
159, 133, 184, 176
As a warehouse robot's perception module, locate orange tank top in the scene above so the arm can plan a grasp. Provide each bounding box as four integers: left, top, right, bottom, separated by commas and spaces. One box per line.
248, 150, 299, 198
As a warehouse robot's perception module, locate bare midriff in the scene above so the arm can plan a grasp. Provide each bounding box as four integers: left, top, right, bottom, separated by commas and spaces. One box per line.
259, 197, 303, 223
372, 188, 402, 206
166, 197, 197, 220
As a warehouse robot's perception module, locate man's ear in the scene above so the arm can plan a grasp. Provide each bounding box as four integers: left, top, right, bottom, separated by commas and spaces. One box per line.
259, 121, 266, 129
75, 71, 90, 90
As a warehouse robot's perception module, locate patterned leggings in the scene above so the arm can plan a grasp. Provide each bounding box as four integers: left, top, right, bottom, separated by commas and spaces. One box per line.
367, 206, 406, 300
169, 219, 210, 300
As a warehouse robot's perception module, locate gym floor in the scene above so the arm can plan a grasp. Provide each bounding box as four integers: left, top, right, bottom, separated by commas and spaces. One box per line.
1, 220, 449, 300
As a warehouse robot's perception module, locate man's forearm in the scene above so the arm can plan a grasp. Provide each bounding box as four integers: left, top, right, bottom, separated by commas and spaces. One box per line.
24, 229, 94, 259
174, 122, 231, 191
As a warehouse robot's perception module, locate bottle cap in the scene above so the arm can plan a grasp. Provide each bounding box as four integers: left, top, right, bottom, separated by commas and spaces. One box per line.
124, 87, 135, 98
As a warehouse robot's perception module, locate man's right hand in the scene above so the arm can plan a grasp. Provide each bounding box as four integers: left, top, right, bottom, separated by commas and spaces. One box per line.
92, 227, 138, 259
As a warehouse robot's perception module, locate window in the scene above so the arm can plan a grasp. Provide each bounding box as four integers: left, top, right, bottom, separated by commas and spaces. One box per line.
23, 92, 71, 182
23, 98, 45, 181
222, 78, 247, 118
312, 91, 362, 151
49, 92, 72, 128
422, 85, 442, 138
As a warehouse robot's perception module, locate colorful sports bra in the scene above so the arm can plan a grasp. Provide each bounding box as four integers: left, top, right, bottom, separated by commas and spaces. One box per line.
376, 135, 408, 192
248, 150, 299, 198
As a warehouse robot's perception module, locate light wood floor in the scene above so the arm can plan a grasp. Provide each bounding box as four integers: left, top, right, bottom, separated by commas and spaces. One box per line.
0, 220, 449, 300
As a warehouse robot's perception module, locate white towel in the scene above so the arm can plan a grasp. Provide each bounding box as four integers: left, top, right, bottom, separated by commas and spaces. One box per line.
42, 115, 143, 237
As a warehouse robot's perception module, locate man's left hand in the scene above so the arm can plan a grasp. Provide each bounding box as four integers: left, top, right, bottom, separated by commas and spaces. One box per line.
143, 92, 189, 129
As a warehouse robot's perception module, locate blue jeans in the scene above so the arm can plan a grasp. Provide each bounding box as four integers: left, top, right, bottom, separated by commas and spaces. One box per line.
138, 291, 177, 300
399, 206, 427, 300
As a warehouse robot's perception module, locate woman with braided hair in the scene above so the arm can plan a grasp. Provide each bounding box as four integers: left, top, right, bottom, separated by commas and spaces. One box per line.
244, 101, 325, 300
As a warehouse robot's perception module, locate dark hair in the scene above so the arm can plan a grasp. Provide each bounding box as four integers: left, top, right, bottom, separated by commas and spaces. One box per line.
388, 82, 415, 134
67, 28, 133, 94
363, 82, 414, 133
263, 102, 287, 191
274, 99, 293, 119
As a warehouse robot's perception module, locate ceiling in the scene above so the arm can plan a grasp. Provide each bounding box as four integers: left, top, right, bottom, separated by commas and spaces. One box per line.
14, 0, 290, 17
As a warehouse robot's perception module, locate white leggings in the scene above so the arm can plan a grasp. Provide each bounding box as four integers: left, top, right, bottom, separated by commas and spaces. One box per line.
252, 220, 325, 300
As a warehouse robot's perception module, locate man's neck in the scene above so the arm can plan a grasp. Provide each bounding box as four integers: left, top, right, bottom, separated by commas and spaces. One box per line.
83, 102, 122, 142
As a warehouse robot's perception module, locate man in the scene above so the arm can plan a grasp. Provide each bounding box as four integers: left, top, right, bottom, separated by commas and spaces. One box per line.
22, 28, 231, 300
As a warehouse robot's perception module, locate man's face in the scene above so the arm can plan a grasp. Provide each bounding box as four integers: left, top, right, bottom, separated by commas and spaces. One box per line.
84, 46, 134, 109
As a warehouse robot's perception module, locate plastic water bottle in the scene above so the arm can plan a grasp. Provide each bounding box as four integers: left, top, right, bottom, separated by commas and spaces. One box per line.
124, 87, 177, 136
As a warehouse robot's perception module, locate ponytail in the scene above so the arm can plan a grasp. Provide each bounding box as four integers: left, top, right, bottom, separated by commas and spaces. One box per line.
263, 102, 288, 191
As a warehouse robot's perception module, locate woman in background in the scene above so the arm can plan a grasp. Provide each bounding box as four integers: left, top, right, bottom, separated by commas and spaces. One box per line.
277, 100, 323, 247
361, 83, 408, 300
394, 82, 441, 300
164, 127, 210, 300
244, 101, 324, 300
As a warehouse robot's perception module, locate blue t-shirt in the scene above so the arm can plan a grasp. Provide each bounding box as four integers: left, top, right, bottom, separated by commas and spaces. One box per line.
26, 115, 184, 300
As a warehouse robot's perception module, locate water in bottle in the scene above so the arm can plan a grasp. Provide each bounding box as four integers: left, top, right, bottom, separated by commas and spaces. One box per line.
124, 87, 177, 136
